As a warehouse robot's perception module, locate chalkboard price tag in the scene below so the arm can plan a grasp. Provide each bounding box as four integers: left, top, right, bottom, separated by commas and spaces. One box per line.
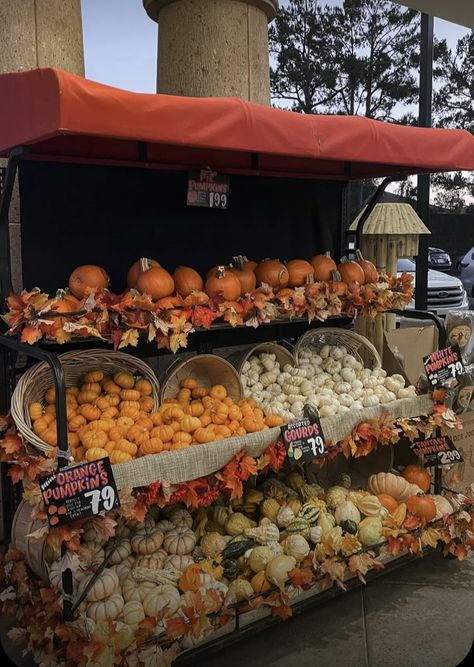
187, 169, 229, 209
39, 458, 120, 527
410, 435, 463, 468
423, 344, 464, 387
280, 418, 328, 466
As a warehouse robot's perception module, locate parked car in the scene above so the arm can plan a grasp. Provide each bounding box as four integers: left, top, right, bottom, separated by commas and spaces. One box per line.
457, 246, 474, 299
397, 258, 469, 316
428, 247, 451, 271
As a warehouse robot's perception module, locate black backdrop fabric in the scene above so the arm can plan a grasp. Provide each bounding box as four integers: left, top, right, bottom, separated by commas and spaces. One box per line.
19, 161, 345, 293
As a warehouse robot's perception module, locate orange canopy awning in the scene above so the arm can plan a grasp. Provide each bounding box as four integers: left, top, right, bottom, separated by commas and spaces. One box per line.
1, 68, 473, 180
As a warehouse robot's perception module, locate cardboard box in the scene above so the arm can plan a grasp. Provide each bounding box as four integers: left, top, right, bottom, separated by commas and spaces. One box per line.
443, 410, 474, 493
383, 325, 439, 386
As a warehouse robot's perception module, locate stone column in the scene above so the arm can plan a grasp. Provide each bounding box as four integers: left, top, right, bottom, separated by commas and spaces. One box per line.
143, 0, 278, 105
0, 0, 84, 293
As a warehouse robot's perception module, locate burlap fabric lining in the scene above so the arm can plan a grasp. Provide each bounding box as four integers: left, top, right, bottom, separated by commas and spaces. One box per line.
112, 395, 434, 489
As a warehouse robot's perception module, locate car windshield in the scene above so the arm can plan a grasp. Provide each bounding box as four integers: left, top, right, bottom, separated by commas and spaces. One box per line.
397, 259, 415, 272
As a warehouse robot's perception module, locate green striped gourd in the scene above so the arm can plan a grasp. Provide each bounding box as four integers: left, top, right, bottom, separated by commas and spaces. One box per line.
298, 503, 320, 525
286, 518, 311, 539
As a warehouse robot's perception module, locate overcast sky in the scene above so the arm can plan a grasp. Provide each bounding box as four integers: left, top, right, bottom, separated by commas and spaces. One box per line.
81, 0, 469, 94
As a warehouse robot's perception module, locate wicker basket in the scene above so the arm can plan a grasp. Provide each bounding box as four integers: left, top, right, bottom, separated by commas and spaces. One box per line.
227, 342, 295, 374
11, 349, 160, 453
293, 328, 381, 370
160, 354, 243, 402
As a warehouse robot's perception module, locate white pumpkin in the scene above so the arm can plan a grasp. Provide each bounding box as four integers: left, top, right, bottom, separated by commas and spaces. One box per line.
283, 535, 310, 562
86, 594, 124, 623
334, 500, 361, 526
123, 600, 145, 626
142, 584, 180, 618
164, 554, 194, 571
106, 539, 132, 564
79, 568, 119, 602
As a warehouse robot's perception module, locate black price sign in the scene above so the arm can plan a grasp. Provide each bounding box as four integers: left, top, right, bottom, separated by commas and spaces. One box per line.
423, 344, 465, 387
39, 457, 120, 527
280, 417, 328, 466
410, 435, 463, 468
187, 169, 229, 209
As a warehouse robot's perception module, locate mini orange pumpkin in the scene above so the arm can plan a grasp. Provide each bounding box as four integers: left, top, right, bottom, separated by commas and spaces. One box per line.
69, 265, 109, 299
402, 465, 431, 493
139, 438, 165, 456
406, 495, 436, 522
80, 404, 101, 421
151, 425, 174, 442
194, 427, 215, 444
85, 447, 109, 462
377, 493, 399, 513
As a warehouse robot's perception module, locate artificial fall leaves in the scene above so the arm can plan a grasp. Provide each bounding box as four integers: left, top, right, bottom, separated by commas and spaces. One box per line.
3, 273, 414, 352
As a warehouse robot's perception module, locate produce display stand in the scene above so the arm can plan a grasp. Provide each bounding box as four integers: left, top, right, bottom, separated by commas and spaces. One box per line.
0, 68, 474, 666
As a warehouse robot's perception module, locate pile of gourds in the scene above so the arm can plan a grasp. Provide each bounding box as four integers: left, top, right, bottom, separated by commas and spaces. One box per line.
66, 250, 378, 303
241, 346, 417, 421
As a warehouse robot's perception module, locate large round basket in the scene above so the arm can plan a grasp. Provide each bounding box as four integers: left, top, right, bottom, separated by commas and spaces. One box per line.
160, 354, 243, 402
11, 349, 160, 454
293, 328, 381, 370
11, 501, 58, 581
227, 342, 295, 374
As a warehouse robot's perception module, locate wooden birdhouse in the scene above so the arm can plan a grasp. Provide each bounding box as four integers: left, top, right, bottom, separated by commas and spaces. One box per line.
349, 203, 431, 358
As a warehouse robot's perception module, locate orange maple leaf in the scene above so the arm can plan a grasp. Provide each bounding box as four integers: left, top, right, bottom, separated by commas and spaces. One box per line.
289, 567, 313, 587
165, 616, 188, 639
8, 464, 25, 484
272, 603, 293, 620
404, 515, 422, 530
179, 564, 202, 593
386, 535, 404, 556
20, 326, 42, 344
0, 433, 23, 456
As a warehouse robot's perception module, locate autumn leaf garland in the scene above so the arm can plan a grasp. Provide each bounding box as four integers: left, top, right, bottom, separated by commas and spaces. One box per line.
2, 273, 414, 351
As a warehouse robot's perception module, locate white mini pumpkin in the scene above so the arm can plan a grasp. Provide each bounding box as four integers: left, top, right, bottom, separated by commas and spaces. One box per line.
79, 568, 119, 602
131, 529, 165, 555
123, 600, 146, 626
86, 594, 124, 623
163, 527, 196, 555
142, 584, 180, 618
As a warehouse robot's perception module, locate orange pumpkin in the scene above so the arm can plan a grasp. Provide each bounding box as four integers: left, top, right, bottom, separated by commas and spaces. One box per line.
229, 257, 257, 295
194, 427, 215, 444
50, 293, 77, 332
376, 493, 399, 513
139, 438, 164, 456
402, 465, 431, 493
337, 257, 365, 285
310, 251, 337, 281
151, 425, 174, 443
181, 378, 198, 390
115, 439, 138, 456
184, 401, 205, 417
127, 258, 161, 289
255, 259, 289, 289
406, 495, 436, 522
136, 259, 175, 300
265, 414, 284, 427
286, 259, 314, 287
80, 404, 101, 421
209, 385, 227, 400
172, 266, 203, 297
69, 265, 109, 299
205, 266, 241, 300
127, 424, 150, 446
180, 416, 202, 433
355, 250, 378, 284
328, 270, 348, 296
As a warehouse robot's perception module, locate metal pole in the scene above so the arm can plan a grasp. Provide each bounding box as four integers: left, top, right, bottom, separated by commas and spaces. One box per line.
415, 13, 434, 310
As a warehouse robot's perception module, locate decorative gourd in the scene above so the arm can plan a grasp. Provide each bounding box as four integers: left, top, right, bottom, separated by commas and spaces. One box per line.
225, 512, 255, 536
221, 537, 254, 561
368, 472, 423, 503
172, 266, 203, 297
376, 494, 399, 513
223, 559, 241, 580
245, 489, 265, 505
142, 584, 180, 618
298, 503, 320, 525
211, 506, 230, 528
432, 494, 453, 520
255, 259, 289, 289
355, 250, 378, 284
80, 568, 119, 602
205, 266, 241, 300
299, 483, 325, 502
401, 465, 431, 493
406, 495, 436, 522
286, 259, 314, 287
266, 555, 296, 589
337, 473, 352, 490
136, 259, 175, 300
200, 532, 226, 559
317, 511, 336, 537
310, 252, 337, 281
357, 517, 383, 547
287, 498, 303, 515
339, 519, 358, 535
337, 257, 365, 285
356, 495, 382, 517
309, 526, 322, 544
248, 546, 275, 573
164, 554, 194, 571
169, 508, 193, 529
127, 258, 161, 289
285, 471, 305, 493
334, 500, 361, 525
69, 265, 109, 299
276, 506, 295, 528
228, 578, 254, 602
282, 534, 310, 562
163, 527, 196, 555
86, 594, 124, 623
123, 600, 146, 626
325, 486, 348, 510
286, 518, 311, 539
250, 571, 272, 593
244, 523, 279, 545
131, 529, 164, 555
